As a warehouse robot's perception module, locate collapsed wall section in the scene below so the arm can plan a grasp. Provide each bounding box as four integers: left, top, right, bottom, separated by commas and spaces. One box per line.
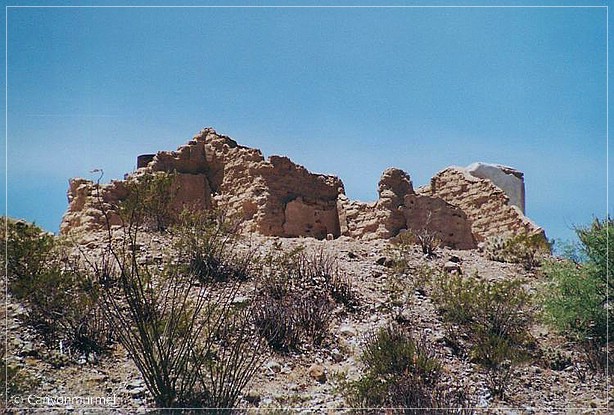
420, 167, 545, 242
60, 128, 343, 239
60, 127, 546, 247
337, 168, 476, 249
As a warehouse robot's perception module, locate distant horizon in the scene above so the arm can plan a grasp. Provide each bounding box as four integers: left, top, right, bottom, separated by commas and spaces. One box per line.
3, 1, 609, 246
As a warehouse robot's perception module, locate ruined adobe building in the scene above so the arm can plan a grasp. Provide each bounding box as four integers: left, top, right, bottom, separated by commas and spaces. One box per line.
60, 128, 545, 248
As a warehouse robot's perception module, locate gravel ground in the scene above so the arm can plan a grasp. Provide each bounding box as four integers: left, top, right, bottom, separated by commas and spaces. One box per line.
3, 232, 611, 414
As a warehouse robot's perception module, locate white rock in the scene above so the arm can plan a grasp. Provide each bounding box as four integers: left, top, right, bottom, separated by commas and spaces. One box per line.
338, 325, 357, 337
466, 162, 525, 213
265, 360, 282, 374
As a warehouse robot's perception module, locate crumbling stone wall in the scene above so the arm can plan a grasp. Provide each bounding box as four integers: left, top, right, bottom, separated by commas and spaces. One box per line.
337, 168, 476, 249
60, 128, 343, 239
60, 128, 545, 247
419, 167, 544, 242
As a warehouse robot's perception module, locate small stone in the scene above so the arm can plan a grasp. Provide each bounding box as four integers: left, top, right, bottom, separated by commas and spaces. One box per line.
339, 325, 357, 337
308, 364, 327, 383
348, 252, 358, 259
90, 374, 108, 383
331, 348, 344, 363
326, 233, 334, 241
129, 387, 146, 398
232, 296, 250, 305
376, 256, 388, 266
449, 255, 461, 263
19, 342, 37, 357
265, 360, 282, 374
395, 308, 412, 323
443, 261, 462, 274
127, 379, 145, 389
244, 391, 260, 405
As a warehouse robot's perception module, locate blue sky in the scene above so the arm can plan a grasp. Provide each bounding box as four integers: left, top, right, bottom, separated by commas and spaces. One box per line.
2, 0, 609, 245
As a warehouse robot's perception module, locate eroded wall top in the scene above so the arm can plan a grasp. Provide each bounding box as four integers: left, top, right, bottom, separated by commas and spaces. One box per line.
60, 128, 545, 246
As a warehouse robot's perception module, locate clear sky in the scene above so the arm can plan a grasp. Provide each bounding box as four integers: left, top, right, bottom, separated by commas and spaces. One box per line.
2, 0, 609, 246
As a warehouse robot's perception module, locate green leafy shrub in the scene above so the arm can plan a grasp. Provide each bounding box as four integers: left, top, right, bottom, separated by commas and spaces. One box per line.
342, 323, 472, 413
24, 255, 112, 359
118, 171, 178, 232
432, 274, 534, 398
484, 232, 551, 270
172, 208, 254, 283
540, 260, 606, 342
540, 218, 613, 371
3, 218, 54, 300
541, 218, 612, 344
2, 219, 112, 358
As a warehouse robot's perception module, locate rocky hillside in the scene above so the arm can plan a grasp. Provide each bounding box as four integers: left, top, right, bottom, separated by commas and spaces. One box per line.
3, 229, 610, 413
3, 129, 610, 414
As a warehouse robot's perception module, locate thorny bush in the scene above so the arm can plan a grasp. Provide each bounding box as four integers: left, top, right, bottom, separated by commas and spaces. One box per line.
341, 323, 473, 414
484, 232, 551, 270
254, 246, 358, 352
432, 274, 534, 398
3, 218, 112, 359
90, 175, 265, 410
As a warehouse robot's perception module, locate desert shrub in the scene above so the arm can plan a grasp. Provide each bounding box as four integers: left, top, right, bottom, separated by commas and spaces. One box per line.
540, 260, 606, 342
432, 274, 533, 398
483, 235, 507, 263
293, 246, 359, 308
1, 342, 40, 410
253, 294, 303, 351
327, 272, 360, 310
254, 246, 350, 351
3, 218, 54, 300
415, 227, 441, 258
96, 206, 264, 410
119, 171, 177, 232
2, 219, 112, 358
541, 218, 612, 344
172, 208, 254, 283
204, 307, 266, 410
484, 232, 551, 270
254, 288, 334, 351
392, 227, 441, 260
342, 323, 472, 414
389, 230, 416, 273
25, 257, 112, 359
403, 213, 443, 259
294, 291, 335, 346
540, 218, 613, 372
91, 193, 262, 410
389, 229, 438, 287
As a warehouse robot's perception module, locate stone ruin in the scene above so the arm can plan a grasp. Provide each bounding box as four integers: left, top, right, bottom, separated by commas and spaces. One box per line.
60, 128, 546, 249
